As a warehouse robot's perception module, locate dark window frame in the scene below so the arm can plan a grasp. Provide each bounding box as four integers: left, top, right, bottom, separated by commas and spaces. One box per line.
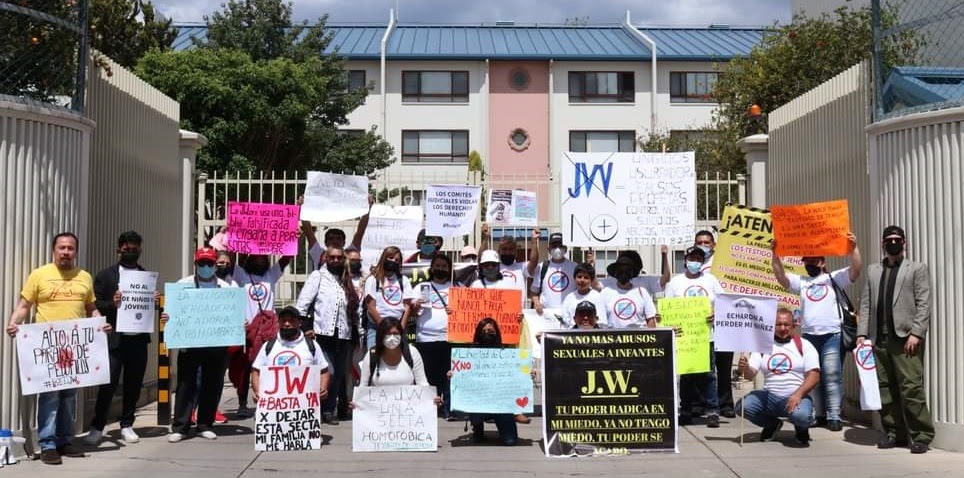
568, 71, 635, 103
568, 130, 637, 153
669, 71, 720, 103
402, 71, 470, 102
401, 130, 470, 163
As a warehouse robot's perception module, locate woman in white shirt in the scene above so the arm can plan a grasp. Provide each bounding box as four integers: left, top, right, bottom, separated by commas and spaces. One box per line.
364, 246, 414, 348
359, 319, 430, 386
412, 254, 457, 418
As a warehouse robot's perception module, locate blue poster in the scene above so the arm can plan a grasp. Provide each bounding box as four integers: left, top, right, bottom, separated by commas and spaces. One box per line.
450, 347, 534, 414
164, 283, 246, 348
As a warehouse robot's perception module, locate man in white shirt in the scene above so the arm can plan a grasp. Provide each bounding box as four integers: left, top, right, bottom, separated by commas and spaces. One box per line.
737, 308, 821, 447
251, 306, 330, 401
600, 256, 657, 329
530, 232, 577, 314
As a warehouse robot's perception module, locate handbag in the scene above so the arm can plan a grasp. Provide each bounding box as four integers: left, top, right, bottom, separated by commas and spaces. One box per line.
829, 276, 859, 352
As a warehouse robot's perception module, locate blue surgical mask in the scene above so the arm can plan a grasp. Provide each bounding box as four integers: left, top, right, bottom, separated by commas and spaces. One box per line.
698, 245, 712, 258
197, 265, 216, 279
420, 243, 436, 256
685, 261, 703, 275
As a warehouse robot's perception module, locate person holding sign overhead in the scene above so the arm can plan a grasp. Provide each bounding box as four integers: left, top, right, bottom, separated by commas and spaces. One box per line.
771, 232, 862, 432
412, 254, 457, 419
6, 232, 106, 465
529, 232, 577, 315
251, 306, 330, 401
561, 263, 608, 328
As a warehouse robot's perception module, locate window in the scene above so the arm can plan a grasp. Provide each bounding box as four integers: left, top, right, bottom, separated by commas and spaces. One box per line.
402, 130, 469, 163
569, 131, 636, 152
402, 71, 469, 102
347, 70, 367, 91
568, 72, 635, 103
670, 72, 719, 103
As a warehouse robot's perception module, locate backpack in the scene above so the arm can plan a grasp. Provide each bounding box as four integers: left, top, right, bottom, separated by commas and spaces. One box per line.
531, 260, 551, 294
264, 336, 316, 356
368, 345, 415, 386
246, 309, 280, 363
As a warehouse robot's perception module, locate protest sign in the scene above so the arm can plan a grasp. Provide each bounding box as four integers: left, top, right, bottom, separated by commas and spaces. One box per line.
542, 329, 678, 456
226, 201, 300, 255
254, 365, 323, 451
300, 171, 370, 223
16, 317, 110, 395
352, 385, 438, 452
163, 283, 245, 349
403, 261, 476, 288
712, 294, 777, 354
116, 270, 158, 333
713, 203, 804, 313
657, 297, 711, 374
450, 347, 533, 414
447, 288, 522, 344
486, 189, 538, 227
522, 308, 565, 359
425, 184, 482, 237
361, 204, 422, 269
561, 152, 695, 247
771, 199, 851, 257
854, 343, 882, 411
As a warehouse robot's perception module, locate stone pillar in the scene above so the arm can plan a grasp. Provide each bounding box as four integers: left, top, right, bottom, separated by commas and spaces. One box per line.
179, 129, 207, 278
736, 134, 770, 209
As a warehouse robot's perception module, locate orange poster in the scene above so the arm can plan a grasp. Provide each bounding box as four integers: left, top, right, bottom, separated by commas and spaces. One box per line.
771, 199, 851, 257
447, 288, 522, 344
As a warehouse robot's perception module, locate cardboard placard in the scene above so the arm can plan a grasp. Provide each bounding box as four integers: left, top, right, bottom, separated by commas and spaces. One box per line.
16, 317, 111, 395
163, 283, 246, 349
116, 270, 157, 333
447, 288, 522, 344
712, 294, 777, 354
352, 385, 438, 452
771, 199, 851, 257
254, 365, 324, 451
450, 347, 534, 414
226, 201, 301, 255
300, 171, 370, 223
656, 297, 712, 374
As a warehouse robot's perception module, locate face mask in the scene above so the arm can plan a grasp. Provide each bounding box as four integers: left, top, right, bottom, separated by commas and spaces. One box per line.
482, 267, 501, 280
420, 243, 436, 256
326, 263, 345, 276
246, 264, 269, 276
805, 264, 822, 278
615, 271, 634, 284
431, 269, 450, 281
550, 247, 565, 261
215, 265, 233, 279
349, 261, 362, 275
479, 332, 499, 346
383, 260, 400, 273
197, 265, 216, 279
383, 334, 401, 350
500, 254, 515, 266
279, 328, 300, 341
120, 251, 140, 266
885, 241, 904, 256
685, 261, 702, 275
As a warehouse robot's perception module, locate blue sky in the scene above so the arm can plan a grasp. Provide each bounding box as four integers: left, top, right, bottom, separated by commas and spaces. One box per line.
154, 0, 792, 26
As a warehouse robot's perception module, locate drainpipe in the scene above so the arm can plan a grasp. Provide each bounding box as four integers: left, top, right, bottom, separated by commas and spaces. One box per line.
622, 10, 658, 135
380, 8, 397, 134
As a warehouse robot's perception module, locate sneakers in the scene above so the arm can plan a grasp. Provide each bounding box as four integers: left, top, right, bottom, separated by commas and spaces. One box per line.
83, 427, 103, 445
472, 424, 485, 443
198, 429, 218, 440
214, 409, 229, 424
760, 420, 784, 442
167, 432, 185, 443
120, 427, 140, 443
237, 405, 253, 419
827, 419, 843, 432
910, 442, 929, 454
322, 412, 339, 425
794, 428, 811, 447
706, 414, 720, 428
56, 444, 85, 457
720, 408, 736, 419
40, 449, 62, 465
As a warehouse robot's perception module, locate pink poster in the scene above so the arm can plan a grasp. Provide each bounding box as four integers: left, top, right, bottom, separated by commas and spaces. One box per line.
226, 201, 300, 255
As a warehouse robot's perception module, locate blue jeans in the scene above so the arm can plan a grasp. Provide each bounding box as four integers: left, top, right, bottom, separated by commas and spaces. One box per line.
37, 389, 77, 451
470, 413, 518, 445
737, 390, 812, 432
803, 332, 842, 421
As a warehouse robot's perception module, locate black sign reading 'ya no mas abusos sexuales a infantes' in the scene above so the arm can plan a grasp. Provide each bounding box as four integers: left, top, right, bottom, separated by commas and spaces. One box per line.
542, 329, 678, 456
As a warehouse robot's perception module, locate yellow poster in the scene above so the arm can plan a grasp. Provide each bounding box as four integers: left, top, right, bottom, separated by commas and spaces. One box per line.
657, 296, 712, 374
713, 204, 803, 315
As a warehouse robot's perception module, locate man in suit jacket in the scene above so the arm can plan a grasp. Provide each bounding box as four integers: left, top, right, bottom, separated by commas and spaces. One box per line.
857, 225, 934, 454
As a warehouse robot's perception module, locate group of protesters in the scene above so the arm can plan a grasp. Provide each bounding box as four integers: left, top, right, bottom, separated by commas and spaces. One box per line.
6, 196, 935, 462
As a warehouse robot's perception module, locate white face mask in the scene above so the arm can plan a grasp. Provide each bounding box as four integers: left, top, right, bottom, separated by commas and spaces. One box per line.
550, 247, 565, 261
383, 334, 401, 350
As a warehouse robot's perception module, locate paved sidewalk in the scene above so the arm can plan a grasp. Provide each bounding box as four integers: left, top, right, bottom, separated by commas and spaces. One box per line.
2, 393, 962, 478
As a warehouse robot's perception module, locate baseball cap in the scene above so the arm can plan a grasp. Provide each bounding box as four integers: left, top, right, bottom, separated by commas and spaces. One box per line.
882, 225, 906, 240
549, 232, 564, 246
684, 246, 706, 261
479, 250, 500, 264
277, 306, 302, 321
194, 247, 218, 263
575, 300, 597, 315
460, 246, 478, 258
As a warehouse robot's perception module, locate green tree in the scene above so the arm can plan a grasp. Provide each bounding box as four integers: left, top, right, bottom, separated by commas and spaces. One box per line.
90, 0, 176, 68
202, 0, 323, 62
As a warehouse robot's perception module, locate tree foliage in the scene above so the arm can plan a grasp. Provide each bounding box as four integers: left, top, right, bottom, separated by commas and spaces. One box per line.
90, 0, 176, 68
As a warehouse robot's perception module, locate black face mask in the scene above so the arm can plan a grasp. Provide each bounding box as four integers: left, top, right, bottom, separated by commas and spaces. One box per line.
500, 254, 515, 266
774, 334, 792, 344
805, 264, 822, 278
326, 263, 345, 276
482, 267, 501, 280
885, 241, 904, 256
479, 332, 499, 346
614, 271, 634, 284
119, 251, 140, 266
431, 269, 450, 281
279, 328, 300, 341
383, 261, 400, 273
349, 261, 363, 275
246, 264, 269, 276
215, 265, 233, 279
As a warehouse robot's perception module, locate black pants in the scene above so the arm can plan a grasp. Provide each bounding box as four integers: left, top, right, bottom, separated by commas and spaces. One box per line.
416, 341, 451, 415
237, 360, 252, 407
172, 347, 227, 433
90, 336, 149, 430
317, 335, 351, 414
715, 351, 735, 412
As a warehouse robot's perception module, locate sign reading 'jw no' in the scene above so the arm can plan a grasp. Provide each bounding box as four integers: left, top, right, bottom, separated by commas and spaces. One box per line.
561, 152, 696, 247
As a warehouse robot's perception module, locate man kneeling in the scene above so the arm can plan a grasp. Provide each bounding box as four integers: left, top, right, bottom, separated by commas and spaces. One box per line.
737, 308, 820, 446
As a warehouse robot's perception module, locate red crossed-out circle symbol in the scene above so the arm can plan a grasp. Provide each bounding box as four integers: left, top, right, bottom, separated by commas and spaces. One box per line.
273, 350, 302, 367
430, 291, 448, 309
684, 285, 708, 297
767, 353, 792, 374
612, 298, 637, 321
249, 283, 269, 302
855, 344, 876, 370
547, 271, 570, 292
806, 283, 829, 302
382, 285, 403, 306
502, 269, 519, 283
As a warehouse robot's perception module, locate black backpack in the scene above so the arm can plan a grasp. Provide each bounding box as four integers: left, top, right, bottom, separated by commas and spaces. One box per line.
264, 337, 316, 356
368, 346, 415, 386
531, 260, 551, 294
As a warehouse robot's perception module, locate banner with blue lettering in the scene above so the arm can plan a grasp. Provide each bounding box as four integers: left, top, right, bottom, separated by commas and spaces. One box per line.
450, 347, 534, 414
560, 152, 696, 247
163, 283, 246, 349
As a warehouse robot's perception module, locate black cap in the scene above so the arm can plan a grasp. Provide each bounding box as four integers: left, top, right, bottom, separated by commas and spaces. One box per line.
575, 300, 597, 315
549, 232, 564, 245
277, 306, 302, 321
607, 256, 637, 276
882, 225, 905, 240
684, 246, 706, 261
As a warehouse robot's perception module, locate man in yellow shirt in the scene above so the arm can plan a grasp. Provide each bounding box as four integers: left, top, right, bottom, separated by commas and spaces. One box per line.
6, 233, 108, 465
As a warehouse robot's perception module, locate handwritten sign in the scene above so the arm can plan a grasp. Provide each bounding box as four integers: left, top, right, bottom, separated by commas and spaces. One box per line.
713, 203, 804, 313
657, 297, 711, 374
361, 204, 423, 271
254, 366, 323, 451
542, 329, 678, 456
450, 347, 533, 414
226, 201, 300, 255
16, 317, 110, 395
561, 152, 695, 247
486, 189, 538, 227
447, 288, 522, 344
771, 199, 851, 257
352, 385, 438, 452
424, 184, 482, 237
301, 171, 369, 222
163, 283, 245, 349
116, 270, 157, 333
712, 294, 777, 354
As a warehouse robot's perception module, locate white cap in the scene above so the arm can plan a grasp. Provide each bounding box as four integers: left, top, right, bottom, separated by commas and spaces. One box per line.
479, 250, 499, 264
